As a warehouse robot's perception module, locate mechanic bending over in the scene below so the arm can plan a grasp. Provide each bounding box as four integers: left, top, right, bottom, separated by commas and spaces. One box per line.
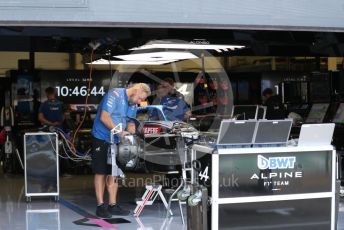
158, 78, 191, 121
38, 87, 64, 127
91, 83, 151, 218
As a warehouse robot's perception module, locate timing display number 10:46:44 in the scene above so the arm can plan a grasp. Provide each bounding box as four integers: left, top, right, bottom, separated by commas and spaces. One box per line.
55, 86, 105, 97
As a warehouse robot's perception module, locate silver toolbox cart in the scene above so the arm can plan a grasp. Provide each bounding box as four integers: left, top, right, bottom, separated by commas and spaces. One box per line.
24, 132, 59, 202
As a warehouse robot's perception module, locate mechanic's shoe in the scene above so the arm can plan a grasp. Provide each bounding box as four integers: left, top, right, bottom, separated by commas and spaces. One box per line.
96, 204, 112, 218
108, 204, 130, 216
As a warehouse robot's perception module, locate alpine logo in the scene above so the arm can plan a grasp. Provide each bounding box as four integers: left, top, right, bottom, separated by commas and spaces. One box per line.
257, 155, 296, 170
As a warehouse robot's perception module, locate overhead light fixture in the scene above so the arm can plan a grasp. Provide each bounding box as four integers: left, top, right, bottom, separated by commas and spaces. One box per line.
114, 51, 198, 62
87, 58, 177, 65
130, 40, 245, 53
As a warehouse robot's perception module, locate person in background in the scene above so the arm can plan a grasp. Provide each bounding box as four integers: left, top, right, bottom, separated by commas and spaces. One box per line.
38, 87, 69, 176
38, 87, 64, 127
158, 78, 191, 121
262, 88, 287, 120
91, 83, 151, 218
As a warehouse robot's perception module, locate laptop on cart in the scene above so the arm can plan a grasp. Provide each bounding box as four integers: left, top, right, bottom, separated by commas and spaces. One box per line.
253, 119, 293, 147
298, 123, 335, 147
217, 120, 257, 148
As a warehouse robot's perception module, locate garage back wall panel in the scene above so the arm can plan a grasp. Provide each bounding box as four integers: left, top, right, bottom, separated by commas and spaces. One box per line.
0, 0, 343, 31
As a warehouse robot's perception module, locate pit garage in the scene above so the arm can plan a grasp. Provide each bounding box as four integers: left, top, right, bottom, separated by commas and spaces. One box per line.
1, 1, 344, 230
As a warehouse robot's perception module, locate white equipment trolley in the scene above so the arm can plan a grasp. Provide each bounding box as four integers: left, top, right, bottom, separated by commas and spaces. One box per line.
24, 132, 59, 202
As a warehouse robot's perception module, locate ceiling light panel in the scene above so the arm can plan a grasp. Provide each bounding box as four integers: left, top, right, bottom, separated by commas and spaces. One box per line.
130, 43, 245, 52
114, 51, 198, 61
87, 59, 177, 65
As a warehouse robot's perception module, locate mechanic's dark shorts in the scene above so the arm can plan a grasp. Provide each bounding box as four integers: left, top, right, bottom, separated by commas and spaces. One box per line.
91, 136, 112, 175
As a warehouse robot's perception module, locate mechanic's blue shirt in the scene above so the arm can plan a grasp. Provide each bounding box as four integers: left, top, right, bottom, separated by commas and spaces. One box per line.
92, 88, 137, 143
160, 96, 189, 121
38, 99, 63, 123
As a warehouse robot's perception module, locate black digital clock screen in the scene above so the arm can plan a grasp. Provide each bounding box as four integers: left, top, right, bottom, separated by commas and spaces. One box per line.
40, 70, 111, 105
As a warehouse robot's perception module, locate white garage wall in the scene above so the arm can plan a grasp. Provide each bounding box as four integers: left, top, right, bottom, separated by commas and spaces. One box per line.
0, 0, 343, 31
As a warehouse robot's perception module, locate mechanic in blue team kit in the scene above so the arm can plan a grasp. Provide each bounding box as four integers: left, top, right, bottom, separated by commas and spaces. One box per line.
91, 83, 151, 218
38, 87, 64, 127
38, 87, 68, 176
159, 78, 191, 121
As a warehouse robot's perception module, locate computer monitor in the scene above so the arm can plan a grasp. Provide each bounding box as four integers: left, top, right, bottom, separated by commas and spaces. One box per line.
253, 119, 292, 146
232, 105, 258, 120
332, 103, 344, 124
305, 103, 329, 123
217, 120, 257, 146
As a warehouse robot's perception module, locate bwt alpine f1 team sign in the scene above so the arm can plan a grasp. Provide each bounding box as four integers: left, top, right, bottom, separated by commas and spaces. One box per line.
251, 155, 303, 189
218, 151, 332, 198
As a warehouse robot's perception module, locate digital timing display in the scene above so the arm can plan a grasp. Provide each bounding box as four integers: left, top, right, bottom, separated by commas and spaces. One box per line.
40, 70, 111, 105
55, 86, 105, 97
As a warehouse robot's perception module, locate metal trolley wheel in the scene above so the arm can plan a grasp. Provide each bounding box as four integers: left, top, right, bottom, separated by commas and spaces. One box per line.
187, 194, 200, 206
177, 190, 190, 201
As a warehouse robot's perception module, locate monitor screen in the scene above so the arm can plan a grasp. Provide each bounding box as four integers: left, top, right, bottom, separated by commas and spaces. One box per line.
232, 105, 258, 120
282, 81, 308, 104
217, 120, 257, 145
254, 120, 292, 144
306, 103, 329, 123
332, 103, 344, 124
40, 70, 111, 105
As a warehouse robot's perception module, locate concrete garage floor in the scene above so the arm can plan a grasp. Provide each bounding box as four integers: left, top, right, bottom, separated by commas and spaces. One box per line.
1, 171, 344, 230
339, 203, 344, 230
0, 172, 186, 230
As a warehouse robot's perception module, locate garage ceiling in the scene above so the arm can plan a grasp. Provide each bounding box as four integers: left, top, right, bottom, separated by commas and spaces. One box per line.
0, 27, 343, 57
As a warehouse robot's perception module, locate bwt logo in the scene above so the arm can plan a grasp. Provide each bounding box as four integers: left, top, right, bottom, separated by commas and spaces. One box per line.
257, 155, 296, 170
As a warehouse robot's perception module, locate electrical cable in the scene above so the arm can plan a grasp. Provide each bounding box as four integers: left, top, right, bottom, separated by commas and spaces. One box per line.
56, 127, 86, 157
59, 131, 89, 159
61, 141, 85, 162
47, 134, 71, 160
51, 127, 91, 161
58, 133, 91, 161
108, 51, 114, 89
72, 48, 95, 147
55, 127, 77, 153
48, 134, 81, 161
